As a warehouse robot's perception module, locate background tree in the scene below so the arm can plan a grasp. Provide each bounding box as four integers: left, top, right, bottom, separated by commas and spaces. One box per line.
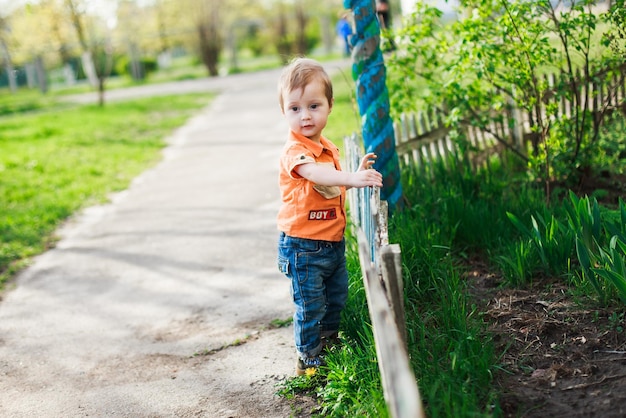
155, 0, 171, 54
274, 2, 291, 64
388, 0, 626, 201
42, 0, 74, 67
116, 0, 147, 81
604, 0, 626, 59
0, 16, 17, 93
3, 2, 68, 92
294, 0, 308, 55
181, 0, 222, 77
65, 0, 113, 104
0, 0, 344, 89
269, 0, 324, 64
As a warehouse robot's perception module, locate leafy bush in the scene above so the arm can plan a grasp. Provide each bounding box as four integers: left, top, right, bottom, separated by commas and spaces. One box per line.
115, 55, 158, 80
387, 0, 626, 200
604, 0, 626, 58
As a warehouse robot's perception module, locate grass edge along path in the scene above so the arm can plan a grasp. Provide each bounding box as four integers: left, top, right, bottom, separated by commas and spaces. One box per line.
0, 92, 214, 288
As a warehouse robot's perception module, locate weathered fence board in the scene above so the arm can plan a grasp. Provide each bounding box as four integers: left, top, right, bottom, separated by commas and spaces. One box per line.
379, 243, 407, 348
357, 231, 424, 418
345, 133, 423, 417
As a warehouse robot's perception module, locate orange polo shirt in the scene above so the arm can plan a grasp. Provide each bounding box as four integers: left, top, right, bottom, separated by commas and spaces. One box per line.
277, 131, 347, 242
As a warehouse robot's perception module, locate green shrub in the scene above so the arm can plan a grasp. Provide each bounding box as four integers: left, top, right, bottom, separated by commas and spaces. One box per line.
115, 55, 158, 80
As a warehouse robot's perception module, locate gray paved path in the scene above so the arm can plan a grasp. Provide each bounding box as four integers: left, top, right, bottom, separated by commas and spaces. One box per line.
0, 62, 349, 417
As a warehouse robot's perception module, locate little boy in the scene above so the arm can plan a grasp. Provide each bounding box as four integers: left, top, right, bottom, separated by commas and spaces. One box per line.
276, 57, 383, 376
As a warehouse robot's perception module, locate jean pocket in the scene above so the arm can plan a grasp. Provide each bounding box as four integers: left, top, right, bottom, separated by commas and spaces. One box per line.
277, 256, 290, 275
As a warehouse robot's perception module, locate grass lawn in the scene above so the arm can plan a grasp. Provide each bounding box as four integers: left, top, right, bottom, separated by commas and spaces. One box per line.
0, 51, 347, 289
0, 91, 214, 286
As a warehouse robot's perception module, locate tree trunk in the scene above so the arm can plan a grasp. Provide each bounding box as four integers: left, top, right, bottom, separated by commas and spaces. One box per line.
198, 22, 221, 77
0, 38, 16, 93
81, 51, 98, 87
294, 1, 307, 55
35, 56, 48, 94
276, 6, 291, 64
93, 43, 113, 106
98, 76, 105, 107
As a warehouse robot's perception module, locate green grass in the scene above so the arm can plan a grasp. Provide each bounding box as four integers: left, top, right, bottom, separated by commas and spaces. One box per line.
336, 159, 504, 417
285, 122, 626, 416
278, 110, 625, 415
0, 50, 345, 287
0, 88, 65, 116
0, 92, 214, 286
391, 159, 514, 417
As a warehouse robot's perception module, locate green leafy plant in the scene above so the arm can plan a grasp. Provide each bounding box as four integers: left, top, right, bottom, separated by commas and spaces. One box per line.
603, 0, 626, 58
275, 374, 325, 401
565, 191, 604, 250
565, 193, 626, 304
576, 234, 607, 303
591, 237, 626, 304
506, 211, 574, 276
496, 240, 536, 286
387, 0, 626, 201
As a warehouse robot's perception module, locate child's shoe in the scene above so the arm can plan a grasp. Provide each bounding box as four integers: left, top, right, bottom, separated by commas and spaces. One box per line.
296, 355, 325, 376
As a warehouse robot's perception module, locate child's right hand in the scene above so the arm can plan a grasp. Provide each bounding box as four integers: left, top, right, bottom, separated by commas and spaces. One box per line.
351, 167, 383, 188
351, 152, 383, 188
358, 153, 378, 171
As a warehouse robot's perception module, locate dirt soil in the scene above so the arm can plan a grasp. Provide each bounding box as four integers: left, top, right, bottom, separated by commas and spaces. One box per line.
468, 173, 626, 418
468, 270, 626, 417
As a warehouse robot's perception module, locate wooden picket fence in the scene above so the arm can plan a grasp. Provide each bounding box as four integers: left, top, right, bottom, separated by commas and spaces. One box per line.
343, 63, 625, 418
344, 135, 425, 418
394, 64, 626, 173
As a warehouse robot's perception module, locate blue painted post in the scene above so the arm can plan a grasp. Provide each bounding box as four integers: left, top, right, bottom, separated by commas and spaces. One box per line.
344, 0, 403, 211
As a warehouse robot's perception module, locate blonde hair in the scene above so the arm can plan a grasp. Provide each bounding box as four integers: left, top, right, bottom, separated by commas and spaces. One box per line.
278, 57, 333, 112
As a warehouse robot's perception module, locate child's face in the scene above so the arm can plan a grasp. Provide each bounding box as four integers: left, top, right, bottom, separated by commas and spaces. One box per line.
282, 79, 333, 143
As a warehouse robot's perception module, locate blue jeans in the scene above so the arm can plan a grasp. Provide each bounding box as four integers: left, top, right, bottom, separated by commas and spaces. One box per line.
277, 232, 348, 359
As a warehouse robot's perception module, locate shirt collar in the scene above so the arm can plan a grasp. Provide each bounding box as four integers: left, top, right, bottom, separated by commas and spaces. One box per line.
289, 130, 332, 158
